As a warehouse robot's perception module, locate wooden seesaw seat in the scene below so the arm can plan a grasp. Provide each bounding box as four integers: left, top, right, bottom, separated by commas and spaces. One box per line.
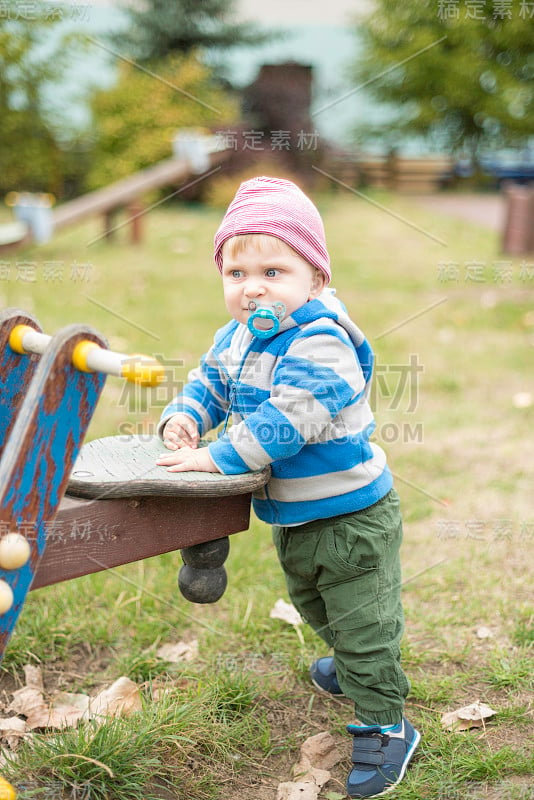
33, 435, 269, 592
0, 309, 271, 800
68, 434, 267, 499
0, 307, 269, 662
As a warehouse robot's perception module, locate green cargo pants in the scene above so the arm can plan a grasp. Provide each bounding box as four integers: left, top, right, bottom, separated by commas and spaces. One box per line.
272, 489, 410, 726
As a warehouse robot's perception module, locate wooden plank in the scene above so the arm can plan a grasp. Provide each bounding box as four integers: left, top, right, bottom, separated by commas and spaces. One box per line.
0, 222, 30, 249
0, 325, 107, 658
67, 435, 270, 499
53, 159, 189, 229
52, 150, 228, 231
31, 492, 252, 589
0, 309, 42, 455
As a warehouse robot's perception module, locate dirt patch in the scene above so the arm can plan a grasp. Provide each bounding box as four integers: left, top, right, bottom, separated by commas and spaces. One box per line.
467, 776, 533, 800
214, 689, 353, 800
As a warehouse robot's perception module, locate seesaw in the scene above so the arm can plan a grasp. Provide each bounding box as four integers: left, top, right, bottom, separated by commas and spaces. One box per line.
0, 307, 269, 800
0, 307, 269, 665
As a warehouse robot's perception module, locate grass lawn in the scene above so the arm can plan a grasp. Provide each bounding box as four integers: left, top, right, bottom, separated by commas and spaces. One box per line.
0, 188, 532, 799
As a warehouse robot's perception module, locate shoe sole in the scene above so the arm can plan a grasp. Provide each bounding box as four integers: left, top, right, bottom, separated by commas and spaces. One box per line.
372, 729, 422, 798
310, 676, 345, 698
348, 728, 421, 798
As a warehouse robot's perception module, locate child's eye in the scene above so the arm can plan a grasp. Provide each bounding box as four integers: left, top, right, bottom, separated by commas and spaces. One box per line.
231, 269, 244, 279
265, 268, 279, 278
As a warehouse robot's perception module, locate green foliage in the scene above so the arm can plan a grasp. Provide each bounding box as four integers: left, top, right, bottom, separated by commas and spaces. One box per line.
87, 52, 238, 190
486, 650, 534, 689
115, 0, 273, 62
352, 0, 534, 153
0, 6, 88, 197
512, 609, 534, 647
4, 678, 266, 799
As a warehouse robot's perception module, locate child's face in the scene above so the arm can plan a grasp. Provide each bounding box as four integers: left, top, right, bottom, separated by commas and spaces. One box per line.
221, 236, 326, 326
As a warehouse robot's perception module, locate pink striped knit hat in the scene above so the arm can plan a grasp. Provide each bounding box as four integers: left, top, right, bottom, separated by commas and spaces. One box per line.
214, 176, 331, 283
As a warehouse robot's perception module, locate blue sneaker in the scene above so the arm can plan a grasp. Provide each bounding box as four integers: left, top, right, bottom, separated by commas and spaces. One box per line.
310, 656, 344, 696
346, 717, 420, 797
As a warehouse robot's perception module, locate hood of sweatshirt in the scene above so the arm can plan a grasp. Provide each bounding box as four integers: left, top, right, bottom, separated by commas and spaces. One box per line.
275, 287, 373, 382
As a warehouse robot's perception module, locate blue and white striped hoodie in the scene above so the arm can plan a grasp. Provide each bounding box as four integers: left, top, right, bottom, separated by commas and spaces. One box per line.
159, 289, 393, 525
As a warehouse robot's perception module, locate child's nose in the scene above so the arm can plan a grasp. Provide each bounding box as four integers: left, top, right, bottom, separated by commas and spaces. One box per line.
244, 279, 266, 297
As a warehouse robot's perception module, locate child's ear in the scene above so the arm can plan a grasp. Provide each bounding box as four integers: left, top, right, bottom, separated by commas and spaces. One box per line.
309, 269, 326, 299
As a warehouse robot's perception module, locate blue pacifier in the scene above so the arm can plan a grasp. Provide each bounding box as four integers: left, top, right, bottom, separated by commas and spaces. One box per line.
247, 300, 286, 339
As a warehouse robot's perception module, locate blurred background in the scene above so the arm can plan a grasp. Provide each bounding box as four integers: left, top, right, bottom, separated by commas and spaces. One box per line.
0, 0, 532, 224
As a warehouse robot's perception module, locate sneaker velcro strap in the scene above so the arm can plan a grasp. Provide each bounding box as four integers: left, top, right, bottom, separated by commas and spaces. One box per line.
351, 735, 387, 766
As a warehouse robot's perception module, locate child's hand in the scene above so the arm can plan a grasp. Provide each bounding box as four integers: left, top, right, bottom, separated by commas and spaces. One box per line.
162, 413, 200, 450
156, 446, 220, 473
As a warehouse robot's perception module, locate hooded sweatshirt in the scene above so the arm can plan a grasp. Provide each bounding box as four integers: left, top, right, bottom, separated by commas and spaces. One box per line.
159, 290, 392, 526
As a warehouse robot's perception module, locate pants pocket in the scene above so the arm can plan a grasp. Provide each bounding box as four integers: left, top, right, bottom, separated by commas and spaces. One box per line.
325, 514, 385, 578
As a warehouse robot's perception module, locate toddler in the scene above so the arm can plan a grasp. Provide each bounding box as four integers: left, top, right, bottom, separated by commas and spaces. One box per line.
156, 177, 420, 798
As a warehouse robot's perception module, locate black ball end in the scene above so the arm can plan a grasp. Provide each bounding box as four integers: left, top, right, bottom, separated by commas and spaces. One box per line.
181, 537, 230, 569
178, 564, 227, 604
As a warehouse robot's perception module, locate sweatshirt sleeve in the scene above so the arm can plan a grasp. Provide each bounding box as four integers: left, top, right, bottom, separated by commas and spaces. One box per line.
208, 329, 367, 474
158, 345, 230, 438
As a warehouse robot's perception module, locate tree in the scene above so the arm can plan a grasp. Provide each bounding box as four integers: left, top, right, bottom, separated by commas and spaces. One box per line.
350, 0, 534, 155
1, 10, 58, 194
0, 4, 89, 197
87, 51, 238, 190
114, 0, 273, 62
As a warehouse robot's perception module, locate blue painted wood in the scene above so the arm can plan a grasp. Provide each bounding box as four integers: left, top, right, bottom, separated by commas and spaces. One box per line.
0, 309, 42, 455
0, 324, 107, 660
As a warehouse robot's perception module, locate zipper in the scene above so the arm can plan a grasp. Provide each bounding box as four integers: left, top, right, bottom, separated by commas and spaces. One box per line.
218, 335, 256, 436
221, 382, 236, 435
216, 331, 278, 520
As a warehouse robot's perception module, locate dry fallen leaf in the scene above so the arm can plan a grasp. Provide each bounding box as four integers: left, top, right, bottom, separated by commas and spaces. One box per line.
23, 664, 44, 691
0, 716, 27, 749
9, 686, 50, 729
270, 599, 302, 626
293, 763, 331, 788
157, 640, 198, 663
51, 692, 90, 727
6, 668, 142, 736
7, 665, 45, 724
276, 731, 341, 799
270, 599, 304, 644
9, 686, 91, 731
300, 732, 341, 771
441, 702, 497, 731
8, 665, 90, 730
88, 677, 142, 719
276, 781, 321, 800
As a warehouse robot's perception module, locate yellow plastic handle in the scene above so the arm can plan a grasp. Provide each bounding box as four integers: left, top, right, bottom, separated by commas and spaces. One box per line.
72, 341, 165, 386
71, 340, 100, 373
0, 776, 16, 800
8, 324, 36, 355
120, 354, 165, 387
9, 329, 164, 387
